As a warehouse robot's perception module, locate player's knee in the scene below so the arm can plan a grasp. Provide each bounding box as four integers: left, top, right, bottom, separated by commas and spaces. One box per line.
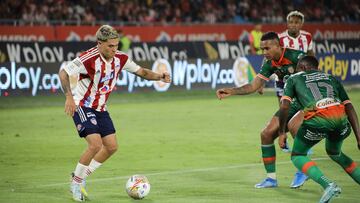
290, 154, 295, 161
106, 143, 118, 154
290, 154, 300, 164
326, 149, 341, 162
88, 142, 102, 153
260, 128, 274, 143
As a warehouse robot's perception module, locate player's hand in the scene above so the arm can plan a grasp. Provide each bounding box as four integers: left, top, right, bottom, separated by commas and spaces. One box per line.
257, 86, 264, 95
278, 132, 287, 149
64, 95, 76, 117
160, 72, 171, 83
216, 88, 233, 100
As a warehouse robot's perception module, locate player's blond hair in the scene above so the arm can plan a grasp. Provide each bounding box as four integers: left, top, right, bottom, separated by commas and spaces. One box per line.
287, 11, 304, 23
96, 25, 119, 42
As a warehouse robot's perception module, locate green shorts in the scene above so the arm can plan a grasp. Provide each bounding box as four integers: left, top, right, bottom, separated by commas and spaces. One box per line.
274, 99, 302, 122
296, 120, 351, 145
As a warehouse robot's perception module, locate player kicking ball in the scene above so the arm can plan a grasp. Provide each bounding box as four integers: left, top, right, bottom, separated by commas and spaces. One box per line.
59, 25, 170, 201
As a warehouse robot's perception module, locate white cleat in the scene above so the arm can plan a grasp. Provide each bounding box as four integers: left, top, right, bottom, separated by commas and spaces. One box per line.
71, 182, 85, 202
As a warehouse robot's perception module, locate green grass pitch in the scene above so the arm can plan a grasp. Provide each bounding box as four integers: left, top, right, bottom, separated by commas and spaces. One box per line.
0, 90, 359, 203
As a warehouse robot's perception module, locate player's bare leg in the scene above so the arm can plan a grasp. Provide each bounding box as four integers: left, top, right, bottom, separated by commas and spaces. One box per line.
71, 133, 102, 201
255, 116, 279, 188
79, 134, 103, 164
93, 134, 118, 163
287, 111, 304, 138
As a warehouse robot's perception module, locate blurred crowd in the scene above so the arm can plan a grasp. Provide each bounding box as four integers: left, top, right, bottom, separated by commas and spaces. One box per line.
1, 0, 359, 25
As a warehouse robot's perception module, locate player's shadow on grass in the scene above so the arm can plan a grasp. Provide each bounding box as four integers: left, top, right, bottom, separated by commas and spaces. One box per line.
115, 194, 154, 202
275, 186, 322, 200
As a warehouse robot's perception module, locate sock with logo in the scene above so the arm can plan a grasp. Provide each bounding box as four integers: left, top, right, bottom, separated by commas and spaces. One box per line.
261, 144, 276, 176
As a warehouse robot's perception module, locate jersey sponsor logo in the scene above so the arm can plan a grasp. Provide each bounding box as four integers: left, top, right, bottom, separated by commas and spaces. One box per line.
100, 72, 114, 83
86, 112, 96, 118
99, 85, 111, 94
316, 98, 340, 109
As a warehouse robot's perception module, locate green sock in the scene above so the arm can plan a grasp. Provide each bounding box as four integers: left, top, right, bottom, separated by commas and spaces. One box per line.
261, 144, 276, 174
291, 155, 332, 189
329, 152, 360, 184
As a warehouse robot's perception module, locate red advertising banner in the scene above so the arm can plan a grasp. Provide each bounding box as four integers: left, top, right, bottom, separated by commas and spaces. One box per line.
0, 24, 359, 42
0, 26, 55, 41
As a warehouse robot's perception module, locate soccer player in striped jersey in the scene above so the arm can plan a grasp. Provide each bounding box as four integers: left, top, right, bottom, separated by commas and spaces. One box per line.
279, 10, 314, 56
216, 32, 307, 189
278, 55, 360, 203
59, 25, 170, 202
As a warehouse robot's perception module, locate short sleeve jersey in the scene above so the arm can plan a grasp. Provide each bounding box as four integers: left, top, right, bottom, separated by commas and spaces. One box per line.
258, 48, 305, 82
282, 70, 351, 120
63, 46, 140, 111
279, 30, 313, 53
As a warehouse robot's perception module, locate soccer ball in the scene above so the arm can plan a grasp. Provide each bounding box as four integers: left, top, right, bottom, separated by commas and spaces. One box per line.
125, 175, 151, 199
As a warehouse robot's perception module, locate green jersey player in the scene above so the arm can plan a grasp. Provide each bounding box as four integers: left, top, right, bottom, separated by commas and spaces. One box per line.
278, 56, 360, 203
216, 31, 307, 188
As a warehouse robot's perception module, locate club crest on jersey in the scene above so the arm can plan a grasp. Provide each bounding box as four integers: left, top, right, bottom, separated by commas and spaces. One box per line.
100, 72, 114, 83
90, 118, 97, 125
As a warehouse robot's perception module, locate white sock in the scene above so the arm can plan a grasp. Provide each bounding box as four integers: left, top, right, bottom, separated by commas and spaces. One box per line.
73, 162, 87, 184
267, 173, 276, 180
84, 159, 102, 178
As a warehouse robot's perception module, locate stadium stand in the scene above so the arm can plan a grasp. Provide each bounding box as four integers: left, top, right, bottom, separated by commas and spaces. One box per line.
0, 0, 359, 25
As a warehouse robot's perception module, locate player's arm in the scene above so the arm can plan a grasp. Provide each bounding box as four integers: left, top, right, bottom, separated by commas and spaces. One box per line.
336, 78, 360, 149
59, 68, 76, 117
278, 98, 291, 148
134, 67, 170, 83
345, 103, 360, 150
307, 37, 315, 56
278, 77, 295, 148
216, 76, 265, 100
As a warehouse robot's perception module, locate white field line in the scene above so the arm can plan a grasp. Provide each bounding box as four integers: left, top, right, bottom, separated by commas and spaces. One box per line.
39, 157, 331, 188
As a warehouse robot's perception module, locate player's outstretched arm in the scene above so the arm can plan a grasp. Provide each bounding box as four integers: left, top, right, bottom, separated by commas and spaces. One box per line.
59, 69, 76, 117
345, 103, 360, 150
134, 67, 171, 83
216, 76, 265, 100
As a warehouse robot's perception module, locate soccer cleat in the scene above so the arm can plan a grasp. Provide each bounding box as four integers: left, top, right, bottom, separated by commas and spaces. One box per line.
319, 183, 341, 203
307, 148, 313, 155
254, 177, 278, 188
70, 173, 88, 199
71, 182, 85, 202
290, 171, 309, 188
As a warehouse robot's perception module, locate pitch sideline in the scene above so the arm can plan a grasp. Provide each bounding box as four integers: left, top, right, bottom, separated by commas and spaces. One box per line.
40, 157, 332, 188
